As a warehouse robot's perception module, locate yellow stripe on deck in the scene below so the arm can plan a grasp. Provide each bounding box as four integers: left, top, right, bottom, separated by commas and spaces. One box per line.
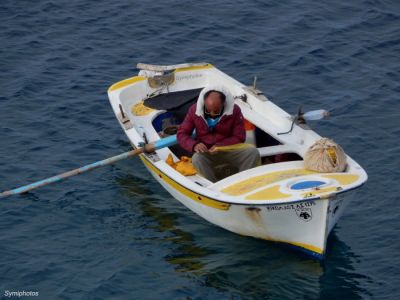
323, 174, 359, 185
175, 63, 214, 72
108, 76, 146, 92
221, 169, 316, 196
108, 64, 214, 92
246, 185, 291, 201
139, 155, 230, 211
302, 186, 338, 198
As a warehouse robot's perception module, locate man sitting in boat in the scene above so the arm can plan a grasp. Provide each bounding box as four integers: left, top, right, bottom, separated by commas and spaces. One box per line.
177, 85, 261, 182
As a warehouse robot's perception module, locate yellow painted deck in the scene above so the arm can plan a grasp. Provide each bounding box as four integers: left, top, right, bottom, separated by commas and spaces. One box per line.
221, 169, 360, 201
221, 169, 316, 196
246, 185, 291, 201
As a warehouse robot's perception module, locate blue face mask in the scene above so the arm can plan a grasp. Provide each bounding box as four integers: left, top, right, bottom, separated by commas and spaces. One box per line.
204, 103, 224, 130
206, 116, 222, 130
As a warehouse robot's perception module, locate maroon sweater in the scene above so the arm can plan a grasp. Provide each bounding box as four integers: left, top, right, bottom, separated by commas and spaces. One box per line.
177, 103, 246, 153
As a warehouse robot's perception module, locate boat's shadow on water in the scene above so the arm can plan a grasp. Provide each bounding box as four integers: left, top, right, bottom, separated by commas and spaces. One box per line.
116, 173, 373, 299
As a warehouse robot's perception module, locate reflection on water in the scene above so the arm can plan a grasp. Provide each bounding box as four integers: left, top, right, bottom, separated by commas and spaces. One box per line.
116, 173, 209, 273
141, 199, 210, 273
116, 172, 375, 298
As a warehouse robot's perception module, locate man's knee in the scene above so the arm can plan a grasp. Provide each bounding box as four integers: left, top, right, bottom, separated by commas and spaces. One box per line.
191, 153, 218, 182
237, 145, 259, 158
242, 146, 261, 166
246, 146, 260, 159
191, 153, 201, 168
192, 152, 213, 168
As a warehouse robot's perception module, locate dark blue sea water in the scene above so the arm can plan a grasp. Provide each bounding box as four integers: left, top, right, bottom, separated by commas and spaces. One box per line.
1, 0, 399, 299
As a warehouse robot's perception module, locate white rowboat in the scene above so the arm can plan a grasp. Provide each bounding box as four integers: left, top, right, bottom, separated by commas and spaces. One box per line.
107, 63, 367, 258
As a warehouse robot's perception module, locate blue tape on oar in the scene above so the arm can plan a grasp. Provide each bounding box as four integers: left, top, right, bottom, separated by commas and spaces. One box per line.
0, 134, 183, 199
0, 149, 143, 199
154, 135, 178, 149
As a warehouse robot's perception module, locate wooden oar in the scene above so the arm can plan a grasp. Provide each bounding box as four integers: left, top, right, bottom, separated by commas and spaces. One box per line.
0, 135, 178, 199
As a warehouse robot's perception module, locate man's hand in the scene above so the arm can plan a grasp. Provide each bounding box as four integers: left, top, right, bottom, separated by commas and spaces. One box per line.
194, 143, 208, 153
209, 145, 218, 154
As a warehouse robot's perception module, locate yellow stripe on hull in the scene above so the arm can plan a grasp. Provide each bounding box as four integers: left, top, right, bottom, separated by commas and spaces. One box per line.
139, 155, 230, 211
277, 239, 324, 255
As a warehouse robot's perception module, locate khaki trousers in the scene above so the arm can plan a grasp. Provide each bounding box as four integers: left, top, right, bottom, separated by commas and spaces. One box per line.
192, 145, 261, 182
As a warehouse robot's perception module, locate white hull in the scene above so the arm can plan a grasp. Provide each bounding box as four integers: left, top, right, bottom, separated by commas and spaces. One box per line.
140, 154, 357, 258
